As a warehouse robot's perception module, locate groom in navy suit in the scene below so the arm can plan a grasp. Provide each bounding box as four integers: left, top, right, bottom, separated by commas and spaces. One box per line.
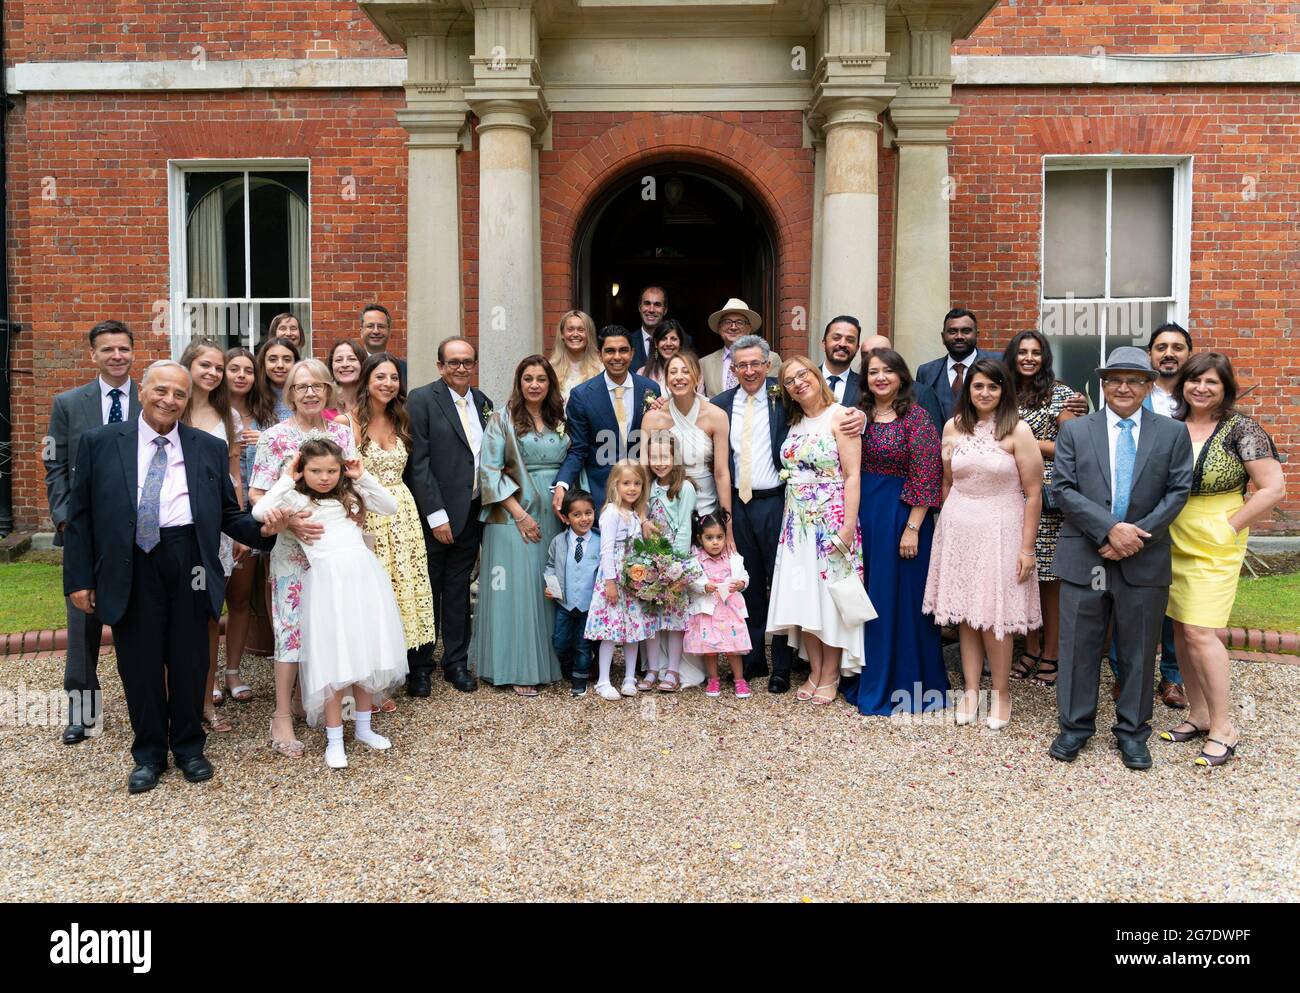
553, 326, 661, 514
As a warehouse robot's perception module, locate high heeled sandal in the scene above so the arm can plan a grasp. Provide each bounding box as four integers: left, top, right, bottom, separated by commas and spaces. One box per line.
269, 713, 304, 758
796, 680, 818, 703
224, 668, 253, 702
1030, 659, 1058, 687
810, 682, 839, 707
1159, 721, 1208, 743
1011, 651, 1040, 680
1195, 738, 1237, 768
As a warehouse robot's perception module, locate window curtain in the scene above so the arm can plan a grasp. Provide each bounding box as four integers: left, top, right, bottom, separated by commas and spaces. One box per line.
185, 188, 228, 354
288, 191, 309, 298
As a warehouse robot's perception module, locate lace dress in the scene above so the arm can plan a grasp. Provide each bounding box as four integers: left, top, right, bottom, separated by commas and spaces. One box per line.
361, 437, 435, 650
765, 404, 865, 675
1018, 382, 1074, 580
923, 419, 1041, 638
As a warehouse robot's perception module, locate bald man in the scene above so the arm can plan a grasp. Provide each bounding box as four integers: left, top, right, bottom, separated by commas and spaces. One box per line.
859, 335, 945, 434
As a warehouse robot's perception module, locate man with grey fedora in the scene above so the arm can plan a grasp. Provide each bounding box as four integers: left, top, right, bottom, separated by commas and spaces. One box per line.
1048, 346, 1192, 769
700, 298, 782, 398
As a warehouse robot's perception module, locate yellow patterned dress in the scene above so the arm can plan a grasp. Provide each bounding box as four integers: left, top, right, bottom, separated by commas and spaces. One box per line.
361, 438, 436, 650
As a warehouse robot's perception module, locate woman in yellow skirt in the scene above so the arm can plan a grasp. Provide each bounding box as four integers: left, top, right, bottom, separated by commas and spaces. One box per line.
1163, 353, 1285, 767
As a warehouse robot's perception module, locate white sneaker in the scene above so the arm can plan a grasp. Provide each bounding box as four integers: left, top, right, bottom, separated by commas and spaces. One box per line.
355, 729, 391, 750
325, 740, 348, 769
620, 679, 639, 697
595, 682, 622, 702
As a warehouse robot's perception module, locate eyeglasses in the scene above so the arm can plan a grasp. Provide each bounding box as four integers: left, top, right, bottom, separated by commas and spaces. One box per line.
292, 383, 327, 395
733, 361, 766, 373
782, 368, 815, 389
1102, 376, 1149, 389
720, 318, 751, 329
362, 322, 388, 332
442, 359, 476, 370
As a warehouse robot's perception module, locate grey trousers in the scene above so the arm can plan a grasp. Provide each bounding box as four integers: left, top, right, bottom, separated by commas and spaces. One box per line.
63, 596, 104, 722
1057, 567, 1168, 744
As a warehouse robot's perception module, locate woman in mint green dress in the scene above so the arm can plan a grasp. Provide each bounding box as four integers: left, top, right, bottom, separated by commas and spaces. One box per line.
473, 355, 571, 695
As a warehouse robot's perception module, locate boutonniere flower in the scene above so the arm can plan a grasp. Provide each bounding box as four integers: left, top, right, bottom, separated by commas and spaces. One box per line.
642, 392, 657, 411
778, 468, 791, 482
767, 384, 782, 401
480, 401, 494, 425
555, 421, 566, 438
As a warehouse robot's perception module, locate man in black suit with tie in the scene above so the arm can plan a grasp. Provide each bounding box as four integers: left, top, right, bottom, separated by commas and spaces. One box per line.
63, 361, 281, 793
630, 286, 667, 375
407, 336, 491, 695
44, 320, 142, 745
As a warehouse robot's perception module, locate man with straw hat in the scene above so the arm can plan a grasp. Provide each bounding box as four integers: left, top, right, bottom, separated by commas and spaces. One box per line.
700, 298, 781, 398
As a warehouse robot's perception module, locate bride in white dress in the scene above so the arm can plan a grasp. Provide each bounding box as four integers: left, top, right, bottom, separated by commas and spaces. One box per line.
641, 353, 734, 685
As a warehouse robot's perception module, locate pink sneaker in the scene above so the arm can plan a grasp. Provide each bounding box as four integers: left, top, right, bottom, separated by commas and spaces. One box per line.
734, 679, 752, 699
705, 678, 721, 698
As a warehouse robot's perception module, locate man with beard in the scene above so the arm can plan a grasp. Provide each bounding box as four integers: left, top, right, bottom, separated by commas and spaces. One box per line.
820, 316, 861, 406
914, 308, 999, 423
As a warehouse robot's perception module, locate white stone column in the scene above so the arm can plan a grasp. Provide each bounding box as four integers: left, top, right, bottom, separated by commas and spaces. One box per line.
396, 109, 466, 387
472, 99, 540, 401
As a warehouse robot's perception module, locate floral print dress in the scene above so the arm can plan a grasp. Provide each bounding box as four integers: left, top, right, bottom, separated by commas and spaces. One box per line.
249, 418, 356, 663
765, 404, 865, 674
584, 504, 659, 644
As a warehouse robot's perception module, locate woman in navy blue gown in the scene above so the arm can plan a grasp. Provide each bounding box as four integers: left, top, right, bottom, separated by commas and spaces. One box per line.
843, 347, 948, 716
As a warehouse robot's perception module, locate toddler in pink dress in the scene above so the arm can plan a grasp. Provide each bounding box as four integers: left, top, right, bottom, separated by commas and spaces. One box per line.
685, 512, 752, 698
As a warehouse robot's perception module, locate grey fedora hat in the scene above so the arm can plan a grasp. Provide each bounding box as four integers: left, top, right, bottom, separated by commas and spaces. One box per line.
1096, 345, 1157, 379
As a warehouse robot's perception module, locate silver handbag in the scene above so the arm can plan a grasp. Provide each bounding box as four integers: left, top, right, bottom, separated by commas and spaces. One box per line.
827, 534, 877, 626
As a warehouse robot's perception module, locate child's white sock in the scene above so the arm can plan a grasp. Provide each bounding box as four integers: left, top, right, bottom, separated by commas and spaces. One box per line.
325, 723, 347, 769
623, 641, 639, 682
597, 641, 615, 686
353, 709, 391, 750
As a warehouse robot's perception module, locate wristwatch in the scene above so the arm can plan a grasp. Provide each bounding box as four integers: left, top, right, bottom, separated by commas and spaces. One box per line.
905, 522, 920, 532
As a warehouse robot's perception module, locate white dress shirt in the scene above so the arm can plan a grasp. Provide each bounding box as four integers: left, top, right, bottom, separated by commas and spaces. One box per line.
99, 377, 132, 424
604, 371, 635, 426
821, 364, 849, 404
946, 352, 975, 390
137, 418, 192, 527
1104, 405, 1142, 506
426, 386, 484, 530
1148, 383, 1177, 418
730, 385, 781, 491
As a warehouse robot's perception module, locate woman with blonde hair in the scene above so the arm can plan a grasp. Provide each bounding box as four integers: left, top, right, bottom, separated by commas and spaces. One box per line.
549, 309, 602, 403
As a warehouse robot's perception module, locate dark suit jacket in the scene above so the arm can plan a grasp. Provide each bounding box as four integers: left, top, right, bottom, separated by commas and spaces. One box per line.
1050, 407, 1193, 587
836, 369, 863, 409
710, 379, 791, 482
407, 378, 493, 538
914, 348, 997, 423
557, 372, 661, 508
631, 329, 653, 377
62, 421, 273, 626
45, 379, 141, 546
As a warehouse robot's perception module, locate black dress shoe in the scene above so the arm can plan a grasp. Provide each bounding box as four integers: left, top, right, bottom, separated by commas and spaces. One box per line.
1117, 739, 1153, 770
768, 673, 790, 694
1049, 733, 1088, 762
444, 666, 478, 693
406, 672, 433, 697
127, 763, 166, 794
176, 754, 214, 783
62, 723, 89, 745
743, 665, 769, 681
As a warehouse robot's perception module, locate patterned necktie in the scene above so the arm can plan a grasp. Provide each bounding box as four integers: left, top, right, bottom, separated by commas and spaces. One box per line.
613, 385, 627, 443
723, 348, 738, 391
136, 437, 169, 552
1113, 418, 1137, 520
738, 392, 755, 504
574, 535, 584, 564
951, 363, 965, 400
108, 388, 124, 424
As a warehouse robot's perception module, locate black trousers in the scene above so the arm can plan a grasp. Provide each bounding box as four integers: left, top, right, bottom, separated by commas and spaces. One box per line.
111, 527, 211, 766
420, 504, 483, 676
63, 595, 104, 724
730, 488, 792, 678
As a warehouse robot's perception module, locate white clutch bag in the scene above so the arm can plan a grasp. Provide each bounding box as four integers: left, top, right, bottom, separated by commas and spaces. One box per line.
827, 534, 877, 626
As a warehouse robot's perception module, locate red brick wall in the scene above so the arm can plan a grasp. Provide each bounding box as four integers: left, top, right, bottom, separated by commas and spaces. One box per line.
948, 85, 1300, 525
5, 1, 400, 63
6, 89, 408, 529
959, 1, 1300, 55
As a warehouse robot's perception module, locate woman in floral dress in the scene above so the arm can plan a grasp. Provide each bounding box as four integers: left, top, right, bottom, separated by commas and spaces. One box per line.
765, 356, 863, 706
249, 358, 356, 757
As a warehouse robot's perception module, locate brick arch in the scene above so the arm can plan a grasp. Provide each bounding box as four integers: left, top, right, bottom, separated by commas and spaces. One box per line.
540, 113, 814, 352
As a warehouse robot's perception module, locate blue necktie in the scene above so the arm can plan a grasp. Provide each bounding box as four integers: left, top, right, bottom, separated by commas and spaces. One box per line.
574, 535, 584, 563
136, 437, 169, 552
1113, 418, 1136, 521
108, 388, 124, 423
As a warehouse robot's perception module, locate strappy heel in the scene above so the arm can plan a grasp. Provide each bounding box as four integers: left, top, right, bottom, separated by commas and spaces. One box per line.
1159, 721, 1208, 743
269, 713, 304, 759
1195, 738, 1237, 768
1011, 651, 1040, 680
810, 681, 839, 707
1030, 659, 1058, 687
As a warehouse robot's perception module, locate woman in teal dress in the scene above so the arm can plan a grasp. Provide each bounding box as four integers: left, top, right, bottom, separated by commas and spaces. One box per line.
474, 355, 571, 695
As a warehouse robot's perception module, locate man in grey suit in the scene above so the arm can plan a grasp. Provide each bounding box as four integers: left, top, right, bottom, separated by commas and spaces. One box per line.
44, 319, 141, 745
1049, 346, 1193, 770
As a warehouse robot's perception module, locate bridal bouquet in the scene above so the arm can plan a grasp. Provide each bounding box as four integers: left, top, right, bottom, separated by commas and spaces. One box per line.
623, 535, 691, 607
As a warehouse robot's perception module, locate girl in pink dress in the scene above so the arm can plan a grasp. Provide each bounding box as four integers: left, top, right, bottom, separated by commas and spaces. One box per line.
685, 512, 752, 698
923, 359, 1044, 731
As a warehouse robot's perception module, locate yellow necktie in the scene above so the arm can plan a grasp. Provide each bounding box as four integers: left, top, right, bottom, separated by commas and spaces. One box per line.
739, 392, 755, 503
613, 385, 627, 444
457, 396, 475, 443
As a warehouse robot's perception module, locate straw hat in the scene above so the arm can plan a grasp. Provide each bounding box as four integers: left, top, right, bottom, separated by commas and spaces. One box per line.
707, 298, 762, 334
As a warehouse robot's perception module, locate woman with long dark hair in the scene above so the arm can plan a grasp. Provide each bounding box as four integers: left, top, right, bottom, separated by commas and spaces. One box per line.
924, 358, 1043, 730
326, 339, 368, 418
473, 355, 571, 694
1002, 330, 1080, 688
222, 345, 264, 703
251, 335, 300, 426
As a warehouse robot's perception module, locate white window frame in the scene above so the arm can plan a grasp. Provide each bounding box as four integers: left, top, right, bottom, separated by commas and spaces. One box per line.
1039, 154, 1193, 364
167, 158, 311, 357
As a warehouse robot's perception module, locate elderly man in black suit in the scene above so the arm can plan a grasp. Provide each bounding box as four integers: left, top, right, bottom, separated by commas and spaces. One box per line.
406, 336, 492, 695
1049, 347, 1193, 770
44, 319, 142, 745
63, 360, 282, 793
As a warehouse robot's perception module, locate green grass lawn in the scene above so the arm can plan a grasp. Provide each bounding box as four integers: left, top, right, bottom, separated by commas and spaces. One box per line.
1228, 572, 1300, 634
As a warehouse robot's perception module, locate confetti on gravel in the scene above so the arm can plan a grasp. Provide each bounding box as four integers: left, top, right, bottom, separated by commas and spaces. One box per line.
2, 646, 1296, 902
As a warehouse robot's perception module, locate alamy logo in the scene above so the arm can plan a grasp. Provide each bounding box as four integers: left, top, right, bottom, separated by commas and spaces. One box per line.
49, 925, 151, 974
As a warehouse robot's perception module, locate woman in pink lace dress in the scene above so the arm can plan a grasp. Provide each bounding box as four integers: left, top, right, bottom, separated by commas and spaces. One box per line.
924, 359, 1044, 730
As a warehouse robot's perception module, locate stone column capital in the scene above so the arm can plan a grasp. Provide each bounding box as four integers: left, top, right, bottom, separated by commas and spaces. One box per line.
887, 98, 960, 145
395, 106, 469, 147
464, 92, 547, 136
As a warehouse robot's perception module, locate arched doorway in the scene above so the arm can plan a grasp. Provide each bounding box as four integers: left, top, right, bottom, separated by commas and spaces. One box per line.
574, 164, 777, 359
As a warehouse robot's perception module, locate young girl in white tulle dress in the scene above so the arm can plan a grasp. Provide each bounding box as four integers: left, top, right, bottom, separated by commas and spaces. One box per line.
251, 437, 408, 768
